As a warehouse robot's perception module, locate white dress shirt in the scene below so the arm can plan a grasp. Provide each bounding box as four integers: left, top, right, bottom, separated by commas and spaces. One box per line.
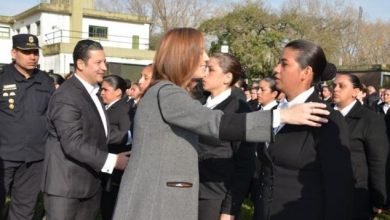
334, 100, 356, 117
75, 74, 116, 174
260, 100, 278, 111
274, 87, 315, 133
383, 103, 390, 114
204, 88, 232, 109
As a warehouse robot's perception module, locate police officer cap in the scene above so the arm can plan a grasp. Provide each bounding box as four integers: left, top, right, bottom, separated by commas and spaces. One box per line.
12, 34, 40, 50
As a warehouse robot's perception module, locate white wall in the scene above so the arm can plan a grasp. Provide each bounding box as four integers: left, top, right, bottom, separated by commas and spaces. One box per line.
41, 12, 70, 44
41, 53, 73, 75
0, 23, 12, 64
107, 56, 152, 66
40, 53, 152, 75
82, 18, 150, 50
12, 13, 43, 42
0, 39, 12, 64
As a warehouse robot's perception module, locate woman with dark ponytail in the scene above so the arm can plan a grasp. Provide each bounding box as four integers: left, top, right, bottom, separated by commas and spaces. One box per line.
256, 39, 353, 220
333, 73, 388, 219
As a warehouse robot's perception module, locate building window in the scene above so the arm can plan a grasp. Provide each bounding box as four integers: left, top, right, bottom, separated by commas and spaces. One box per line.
88, 25, 108, 39
26, 25, 30, 34
36, 21, 41, 35
132, 35, 139, 49
0, 26, 10, 38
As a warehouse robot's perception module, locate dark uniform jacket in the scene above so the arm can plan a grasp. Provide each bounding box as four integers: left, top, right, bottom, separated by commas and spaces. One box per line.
0, 64, 54, 162
104, 97, 131, 188
107, 98, 131, 152
257, 92, 353, 220
375, 102, 390, 137
345, 101, 388, 218
198, 95, 256, 215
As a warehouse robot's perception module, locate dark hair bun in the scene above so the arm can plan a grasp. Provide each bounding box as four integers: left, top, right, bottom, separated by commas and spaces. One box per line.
321, 63, 337, 81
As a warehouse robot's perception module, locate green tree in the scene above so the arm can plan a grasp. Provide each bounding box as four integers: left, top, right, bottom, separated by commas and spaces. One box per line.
199, 1, 285, 80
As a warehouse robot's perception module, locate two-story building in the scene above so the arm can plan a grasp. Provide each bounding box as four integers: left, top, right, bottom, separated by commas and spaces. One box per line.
0, 0, 154, 81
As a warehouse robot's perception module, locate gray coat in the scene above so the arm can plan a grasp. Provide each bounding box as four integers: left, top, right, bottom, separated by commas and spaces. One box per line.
113, 81, 272, 220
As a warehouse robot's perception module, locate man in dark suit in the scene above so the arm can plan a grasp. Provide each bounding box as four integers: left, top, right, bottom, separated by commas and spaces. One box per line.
41, 39, 129, 220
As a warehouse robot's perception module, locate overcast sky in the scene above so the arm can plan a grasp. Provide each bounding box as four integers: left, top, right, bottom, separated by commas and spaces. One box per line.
0, 0, 389, 22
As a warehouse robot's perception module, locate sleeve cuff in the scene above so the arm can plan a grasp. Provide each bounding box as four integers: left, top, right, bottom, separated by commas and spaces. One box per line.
101, 153, 117, 174
272, 109, 281, 128
126, 130, 132, 145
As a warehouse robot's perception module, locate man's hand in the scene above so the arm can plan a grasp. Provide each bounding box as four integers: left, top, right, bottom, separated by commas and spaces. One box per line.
115, 151, 131, 170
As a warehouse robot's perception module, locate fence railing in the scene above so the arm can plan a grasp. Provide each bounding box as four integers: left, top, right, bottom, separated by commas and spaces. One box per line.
44, 29, 150, 49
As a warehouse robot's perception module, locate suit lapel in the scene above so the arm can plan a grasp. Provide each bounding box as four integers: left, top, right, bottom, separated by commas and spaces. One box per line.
343, 102, 363, 135
268, 91, 319, 155
70, 77, 108, 139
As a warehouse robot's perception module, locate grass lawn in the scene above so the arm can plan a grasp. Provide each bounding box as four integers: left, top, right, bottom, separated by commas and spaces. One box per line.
3, 195, 390, 219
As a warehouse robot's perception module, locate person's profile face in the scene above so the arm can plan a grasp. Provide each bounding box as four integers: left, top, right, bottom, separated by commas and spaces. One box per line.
138, 66, 153, 93
202, 57, 229, 95
192, 51, 209, 79
273, 47, 305, 95
100, 81, 121, 105
257, 80, 277, 105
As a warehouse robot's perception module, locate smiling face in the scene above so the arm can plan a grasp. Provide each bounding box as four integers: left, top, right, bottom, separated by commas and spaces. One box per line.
77, 49, 107, 85
273, 47, 312, 100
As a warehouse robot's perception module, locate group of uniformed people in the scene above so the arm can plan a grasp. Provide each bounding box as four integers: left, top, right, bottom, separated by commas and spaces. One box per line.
2, 32, 390, 220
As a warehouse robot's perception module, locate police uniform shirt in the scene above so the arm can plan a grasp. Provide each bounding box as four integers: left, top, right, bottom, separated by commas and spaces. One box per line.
0, 64, 55, 162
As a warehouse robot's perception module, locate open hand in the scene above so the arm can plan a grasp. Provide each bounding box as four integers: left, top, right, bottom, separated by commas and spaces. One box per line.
280, 102, 329, 127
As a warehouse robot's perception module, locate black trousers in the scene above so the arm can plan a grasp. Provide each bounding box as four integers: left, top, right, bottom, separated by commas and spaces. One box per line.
198, 199, 223, 220
0, 160, 42, 220
43, 189, 101, 220
100, 173, 120, 220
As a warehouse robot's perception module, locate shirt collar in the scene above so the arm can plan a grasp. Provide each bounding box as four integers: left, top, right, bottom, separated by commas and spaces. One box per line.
286, 87, 315, 107
11, 64, 40, 82
105, 98, 121, 110
335, 100, 357, 116
74, 73, 99, 95
262, 100, 278, 110
204, 88, 232, 109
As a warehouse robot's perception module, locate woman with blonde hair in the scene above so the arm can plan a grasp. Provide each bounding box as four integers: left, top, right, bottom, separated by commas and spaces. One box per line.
113, 28, 329, 220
